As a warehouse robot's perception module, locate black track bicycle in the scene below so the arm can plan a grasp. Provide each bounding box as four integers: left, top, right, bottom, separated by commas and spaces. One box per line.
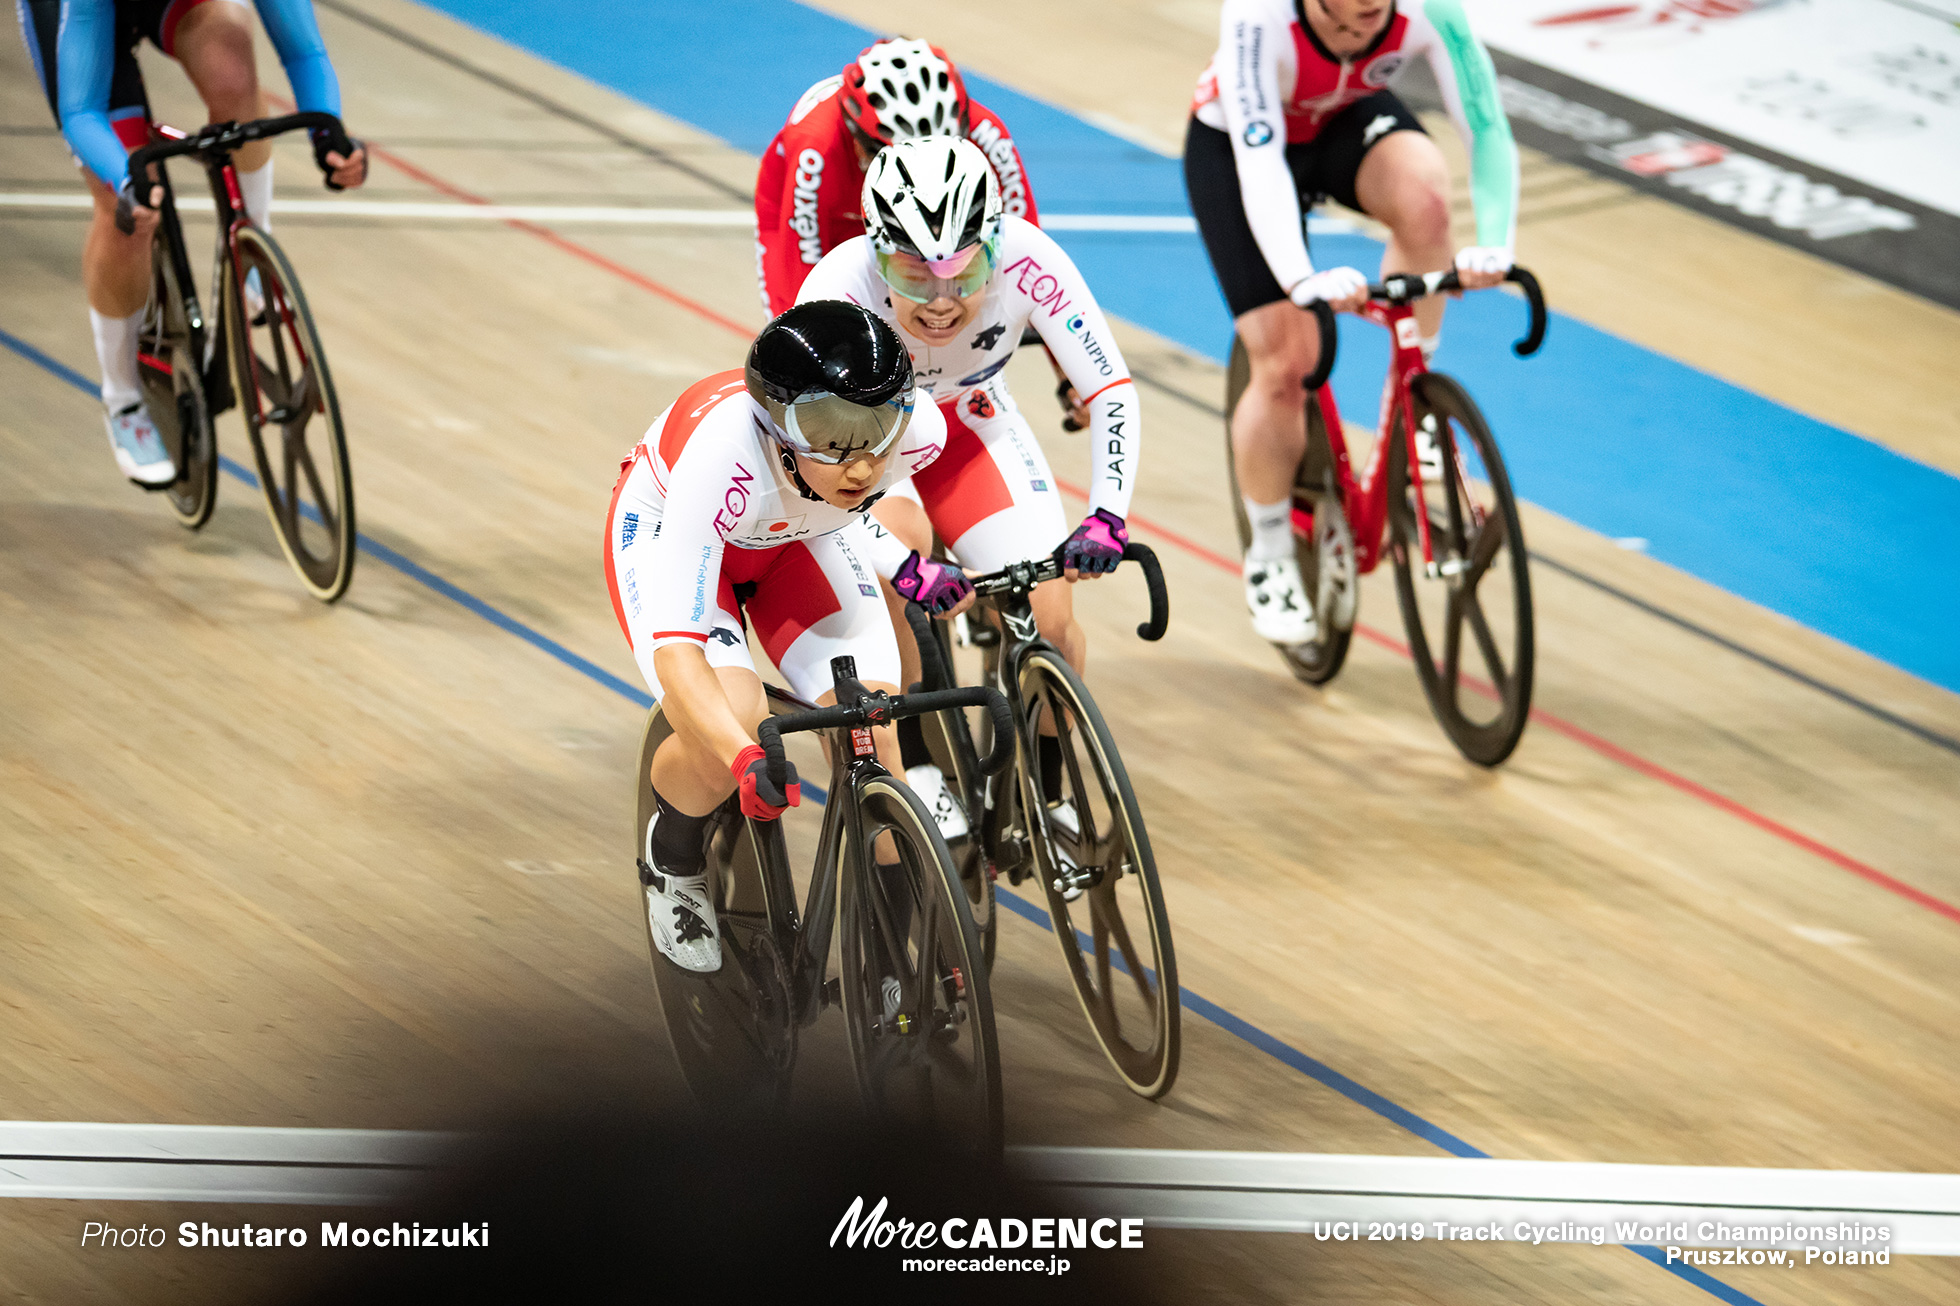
905, 543, 1181, 1099
128, 112, 358, 601
635, 657, 1015, 1153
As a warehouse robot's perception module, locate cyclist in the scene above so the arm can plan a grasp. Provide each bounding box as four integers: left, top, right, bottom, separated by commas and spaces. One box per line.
1183, 0, 1517, 645
796, 136, 1141, 824
605, 301, 971, 974
754, 37, 1037, 318
18, 0, 366, 487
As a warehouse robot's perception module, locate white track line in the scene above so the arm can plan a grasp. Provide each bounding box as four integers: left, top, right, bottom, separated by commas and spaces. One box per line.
0, 1122, 456, 1205
7, 1122, 1956, 1251
0, 192, 1355, 234
1015, 1149, 1960, 1254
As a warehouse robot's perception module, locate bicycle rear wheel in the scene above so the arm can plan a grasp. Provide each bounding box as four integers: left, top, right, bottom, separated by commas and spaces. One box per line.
635, 709, 796, 1114
139, 222, 217, 529
839, 774, 1003, 1156
1224, 335, 1354, 683
1386, 372, 1535, 766
1020, 649, 1179, 1099
227, 225, 355, 602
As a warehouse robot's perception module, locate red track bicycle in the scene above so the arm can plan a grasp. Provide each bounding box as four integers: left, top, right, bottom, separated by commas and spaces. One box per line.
1224, 268, 1548, 765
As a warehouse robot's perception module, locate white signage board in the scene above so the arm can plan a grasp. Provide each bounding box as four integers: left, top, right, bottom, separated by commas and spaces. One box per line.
1473, 0, 1960, 216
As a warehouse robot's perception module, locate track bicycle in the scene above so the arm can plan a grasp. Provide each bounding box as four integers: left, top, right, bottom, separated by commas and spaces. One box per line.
127, 112, 358, 602
905, 543, 1181, 1099
635, 657, 1016, 1153
1224, 268, 1548, 766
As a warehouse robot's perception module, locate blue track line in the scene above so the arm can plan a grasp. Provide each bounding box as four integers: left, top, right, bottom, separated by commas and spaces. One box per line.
4, 321, 1758, 1303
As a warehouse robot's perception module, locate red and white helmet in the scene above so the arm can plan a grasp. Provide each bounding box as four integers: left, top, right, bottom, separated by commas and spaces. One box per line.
840, 38, 970, 146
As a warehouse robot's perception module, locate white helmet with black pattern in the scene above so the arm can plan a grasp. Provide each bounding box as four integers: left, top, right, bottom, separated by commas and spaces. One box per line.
861, 137, 1004, 302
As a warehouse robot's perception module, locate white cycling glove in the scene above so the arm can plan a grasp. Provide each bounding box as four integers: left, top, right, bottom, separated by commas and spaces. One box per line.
1289, 266, 1369, 308
1454, 246, 1514, 278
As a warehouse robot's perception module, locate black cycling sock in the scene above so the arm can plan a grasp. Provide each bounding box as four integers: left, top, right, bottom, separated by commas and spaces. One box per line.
896, 716, 932, 771
1039, 734, 1065, 804
649, 790, 710, 877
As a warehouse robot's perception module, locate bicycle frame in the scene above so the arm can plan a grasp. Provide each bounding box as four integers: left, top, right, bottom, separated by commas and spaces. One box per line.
1306, 298, 1449, 578
743, 684, 895, 1030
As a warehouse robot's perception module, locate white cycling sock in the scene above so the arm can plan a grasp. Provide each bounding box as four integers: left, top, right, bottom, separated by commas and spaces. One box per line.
90, 306, 144, 411
238, 159, 273, 231
1243, 494, 1294, 561
1419, 331, 1440, 363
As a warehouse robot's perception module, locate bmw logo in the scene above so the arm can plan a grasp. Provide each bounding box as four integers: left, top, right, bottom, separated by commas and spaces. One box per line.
1242, 120, 1274, 147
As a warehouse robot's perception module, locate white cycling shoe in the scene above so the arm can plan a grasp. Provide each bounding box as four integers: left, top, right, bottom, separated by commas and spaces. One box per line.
641, 813, 720, 973
105, 402, 175, 486
1243, 553, 1318, 645
906, 763, 969, 840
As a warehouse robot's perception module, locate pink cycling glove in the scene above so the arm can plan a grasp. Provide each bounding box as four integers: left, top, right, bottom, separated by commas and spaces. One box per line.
1062, 509, 1128, 576
892, 551, 974, 615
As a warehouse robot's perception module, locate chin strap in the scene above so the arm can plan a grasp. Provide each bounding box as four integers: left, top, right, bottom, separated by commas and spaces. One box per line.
779, 447, 825, 503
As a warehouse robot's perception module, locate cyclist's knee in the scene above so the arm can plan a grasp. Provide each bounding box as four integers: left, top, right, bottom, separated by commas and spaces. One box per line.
175, 7, 261, 116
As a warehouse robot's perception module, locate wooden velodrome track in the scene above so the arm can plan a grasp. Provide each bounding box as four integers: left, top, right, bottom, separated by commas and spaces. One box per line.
3, 0, 1958, 1301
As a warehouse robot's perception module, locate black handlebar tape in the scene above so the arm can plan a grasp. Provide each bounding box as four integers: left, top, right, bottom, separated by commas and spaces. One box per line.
1303, 299, 1338, 392
902, 602, 955, 691
1122, 543, 1170, 641
896, 687, 1014, 776
1505, 267, 1548, 357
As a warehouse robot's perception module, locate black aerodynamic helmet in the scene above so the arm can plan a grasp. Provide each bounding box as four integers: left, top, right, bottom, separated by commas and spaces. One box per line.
744, 300, 916, 463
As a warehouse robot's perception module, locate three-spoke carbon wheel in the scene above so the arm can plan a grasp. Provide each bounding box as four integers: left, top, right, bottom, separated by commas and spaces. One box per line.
139, 241, 217, 529
840, 776, 1003, 1155
1224, 336, 1354, 684
1019, 650, 1179, 1099
1386, 372, 1535, 766
228, 225, 354, 602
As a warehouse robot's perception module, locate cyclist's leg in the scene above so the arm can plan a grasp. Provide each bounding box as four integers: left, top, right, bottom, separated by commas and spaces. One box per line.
168, 1, 274, 210
1183, 117, 1320, 533
27, 0, 172, 474
1337, 93, 1448, 342
747, 531, 908, 781
912, 383, 1080, 670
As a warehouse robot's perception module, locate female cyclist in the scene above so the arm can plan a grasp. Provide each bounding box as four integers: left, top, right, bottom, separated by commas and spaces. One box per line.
604, 301, 971, 973
796, 136, 1143, 826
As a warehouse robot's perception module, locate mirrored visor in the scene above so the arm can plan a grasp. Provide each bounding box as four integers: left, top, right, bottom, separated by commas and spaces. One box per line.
779, 386, 914, 464
875, 235, 999, 304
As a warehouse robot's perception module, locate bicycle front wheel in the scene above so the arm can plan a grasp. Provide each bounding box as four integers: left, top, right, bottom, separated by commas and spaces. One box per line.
139, 224, 217, 529
1386, 372, 1535, 766
839, 774, 1003, 1156
228, 225, 355, 602
1020, 649, 1179, 1099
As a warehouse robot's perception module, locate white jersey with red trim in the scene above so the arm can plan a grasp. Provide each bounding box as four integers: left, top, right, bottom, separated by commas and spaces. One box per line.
1191, 0, 1519, 293
796, 216, 1141, 520
617, 370, 945, 653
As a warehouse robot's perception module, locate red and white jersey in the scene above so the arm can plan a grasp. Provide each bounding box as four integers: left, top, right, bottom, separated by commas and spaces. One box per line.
797, 217, 1141, 521
1191, 0, 1518, 292
611, 371, 946, 652
755, 74, 1040, 318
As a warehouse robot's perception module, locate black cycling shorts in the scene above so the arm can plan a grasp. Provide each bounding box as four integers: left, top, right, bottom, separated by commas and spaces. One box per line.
18, 0, 214, 133
1183, 89, 1426, 319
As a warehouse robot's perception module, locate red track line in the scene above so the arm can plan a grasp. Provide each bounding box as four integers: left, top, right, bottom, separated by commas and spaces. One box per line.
1049, 477, 1960, 927
263, 96, 760, 340
343, 121, 1956, 931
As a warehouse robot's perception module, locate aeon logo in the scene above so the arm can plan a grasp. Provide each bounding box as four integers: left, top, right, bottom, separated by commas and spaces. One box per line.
713, 463, 756, 538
